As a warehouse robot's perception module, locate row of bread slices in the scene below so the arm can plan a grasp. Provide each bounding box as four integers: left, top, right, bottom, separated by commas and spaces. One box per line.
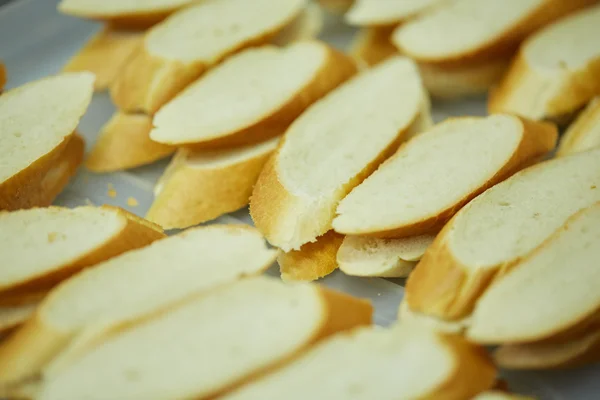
0, 205, 525, 400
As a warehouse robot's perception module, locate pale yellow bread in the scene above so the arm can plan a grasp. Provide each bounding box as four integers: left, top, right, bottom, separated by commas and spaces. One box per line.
0, 73, 93, 211
278, 230, 344, 281
110, 0, 308, 114
0, 206, 164, 301
557, 97, 600, 156
467, 203, 600, 345
63, 27, 143, 91
147, 137, 279, 229
151, 41, 356, 148
85, 112, 175, 172
405, 147, 600, 321
474, 391, 535, 400
0, 225, 278, 386
272, 2, 324, 46
334, 115, 557, 237
346, 0, 449, 27
317, 0, 354, 13
35, 277, 372, 400
250, 56, 429, 251
0, 304, 37, 336
338, 234, 434, 278
392, 0, 596, 66
222, 323, 496, 400
350, 26, 397, 66
489, 5, 600, 121
0, 62, 5, 91
398, 301, 469, 335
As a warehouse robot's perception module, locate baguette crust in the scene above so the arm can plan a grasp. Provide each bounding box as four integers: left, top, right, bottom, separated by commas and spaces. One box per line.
0, 63, 5, 91
0, 304, 37, 336
557, 98, 600, 156
278, 231, 344, 281
85, 112, 174, 172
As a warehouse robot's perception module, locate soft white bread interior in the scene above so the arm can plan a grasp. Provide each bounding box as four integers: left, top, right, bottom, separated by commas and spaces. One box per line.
250, 56, 429, 251
110, 0, 308, 114
0, 225, 277, 386
338, 235, 434, 278
0, 304, 38, 335
0, 73, 93, 210
489, 4, 600, 121
278, 230, 344, 281
63, 27, 143, 91
557, 97, 600, 156
334, 115, 557, 237
272, 2, 324, 46
85, 112, 175, 172
405, 147, 600, 321
151, 41, 356, 148
222, 323, 496, 400
35, 277, 372, 400
147, 137, 279, 229
346, 0, 448, 27
473, 391, 535, 400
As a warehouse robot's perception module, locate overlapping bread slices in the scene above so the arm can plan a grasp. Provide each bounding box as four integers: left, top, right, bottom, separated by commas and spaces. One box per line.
221, 323, 496, 400
278, 231, 344, 281
147, 137, 279, 229
489, 4, 600, 121
272, 1, 324, 46
0, 225, 278, 388
32, 277, 371, 400
405, 148, 600, 321
251, 56, 430, 252
0, 73, 94, 210
346, 0, 448, 27
557, 97, 600, 156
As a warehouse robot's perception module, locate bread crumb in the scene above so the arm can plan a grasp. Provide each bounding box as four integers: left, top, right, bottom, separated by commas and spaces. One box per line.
107, 183, 117, 198
127, 197, 139, 207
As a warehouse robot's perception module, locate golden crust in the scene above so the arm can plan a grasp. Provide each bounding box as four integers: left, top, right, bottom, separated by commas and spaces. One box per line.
278, 231, 344, 281
350, 26, 397, 67
557, 98, 600, 156
0, 304, 37, 336
0, 62, 6, 92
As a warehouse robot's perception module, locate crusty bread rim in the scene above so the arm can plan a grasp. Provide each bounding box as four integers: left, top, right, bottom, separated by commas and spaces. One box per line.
557, 97, 600, 157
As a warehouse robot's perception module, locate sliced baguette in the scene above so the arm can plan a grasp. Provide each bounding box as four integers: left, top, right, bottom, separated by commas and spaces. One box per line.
110, 0, 308, 114
346, 0, 449, 27
398, 300, 469, 335
0, 73, 93, 211
35, 277, 372, 400
405, 147, 600, 321
338, 235, 434, 278
0, 225, 277, 386
147, 137, 279, 229
278, 230, 344, 281
558, 97, 600, 156
272, 2, 324, 45
250, 56, 429, 251
63, 27, 143, 91
0, 304, 37, 336
151, 41, 356, 148
350, 26, 397, 66
489, 5, 600, 121
222, 323, 496, 400
85, 112, 175, 172
334, 115, 557, 237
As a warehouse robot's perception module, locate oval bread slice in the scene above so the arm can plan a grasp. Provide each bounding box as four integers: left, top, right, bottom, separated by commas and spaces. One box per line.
250, 56, 429, 251
36, 277, 372, 400
346, 0, 449, 27
557, 98, 600, 156
405, 147, 600, 321
333, 115, 557, 237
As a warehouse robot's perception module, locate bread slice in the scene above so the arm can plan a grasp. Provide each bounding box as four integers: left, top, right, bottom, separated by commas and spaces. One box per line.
250, 56, 429, 251
272, 2, 324, 46
557, 98, 600, 156
147, 137, 279, 229
221, 323, 496, 400
398, 300, 470, 334
150, 41, 356, 148
0, 225, 278, 386
350, 26, 397, 67
0, 62, 6, 91
405, 147, 600, 321
346, 0, 448, 27
63, 27, 143, 91
35, 277, 372, 400
0, 304, 37, 336
474, 391, 534, 400
0, 73, 94, 211
488, 5, 600, 121
334, 115, 557, 237
110, 0, 308, 114
278, 230, 344, 281
338, 235, 434, 278
85, 112, 175, 172
392, 0, 596, 65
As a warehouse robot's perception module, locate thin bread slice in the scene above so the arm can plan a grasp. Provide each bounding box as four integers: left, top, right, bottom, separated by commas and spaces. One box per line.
474, 391, 535, 400
278, 230, 344, 281
333, 115, 557, 237
147, 137, 279, 229
0, 304, 37, 336
272, 2, 324, 45
346, 0, 449, 27
0, 62, 5, 91
488, 5, 600, 121
467, 203, 600, 345
337, 234, 434, 278
221, 323, 496, 400
405, 148, 600, 321
0, 206, 164, 300
150, 41, 356, 148
35, 277, 372, 400
250, 56, 429, 251
557, 98, 600, 156
110, 0, 308, 114
391, 0, 596, 65
85, 112, 175, 172
0, 73, 93, 211
0, 225, 278, 386
63, 27, 143, 91
398, 300, 469, 335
